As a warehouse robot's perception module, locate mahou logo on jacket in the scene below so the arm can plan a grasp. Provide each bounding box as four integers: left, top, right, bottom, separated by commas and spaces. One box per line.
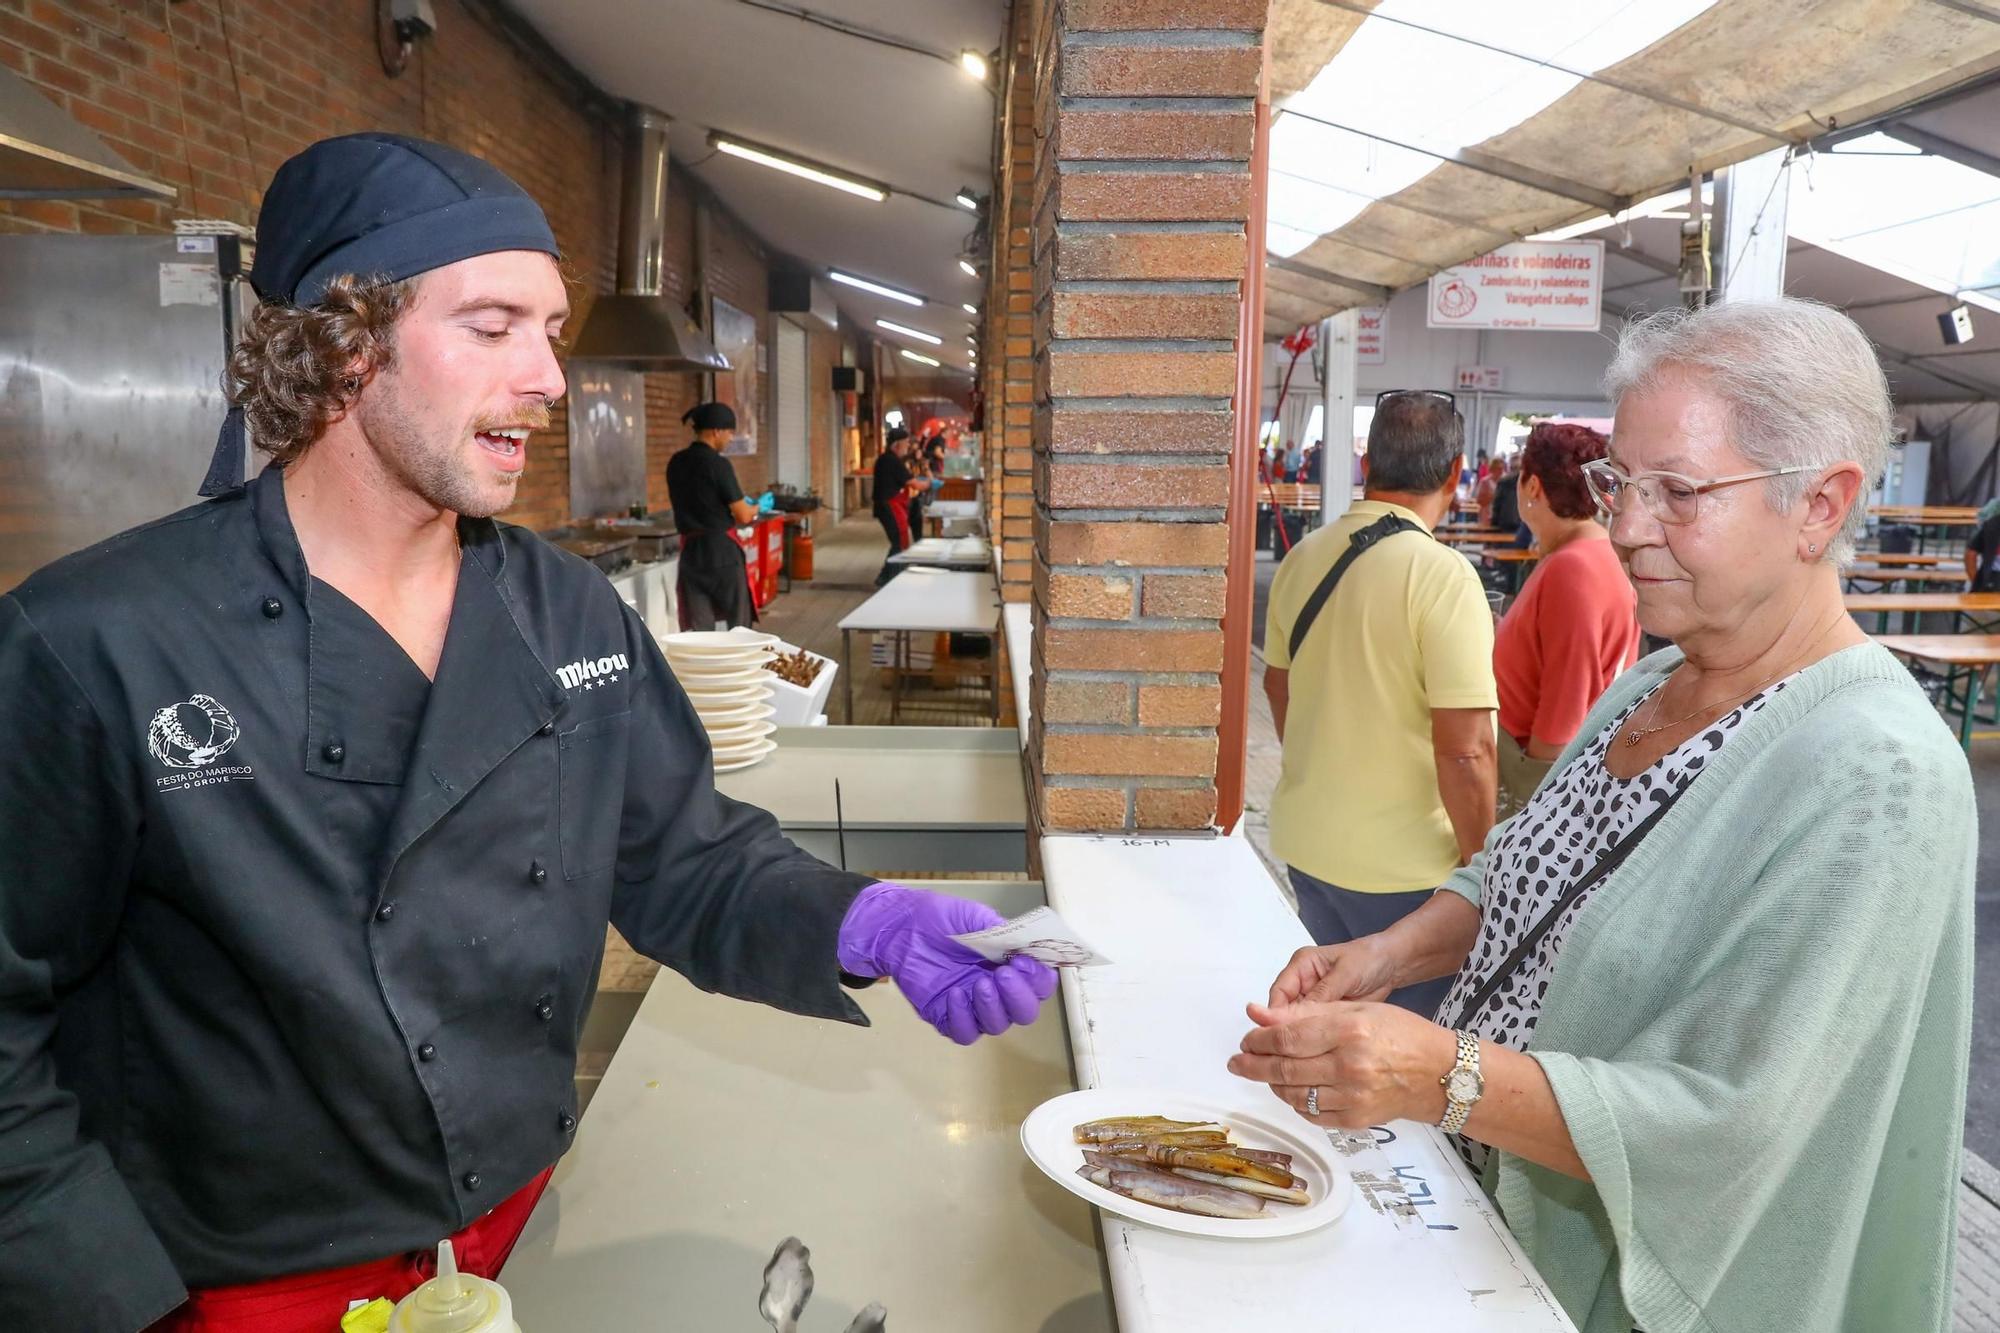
147, 694, 255, 792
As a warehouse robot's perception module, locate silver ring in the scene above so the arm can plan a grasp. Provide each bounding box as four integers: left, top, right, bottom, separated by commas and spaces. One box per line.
1304, 1086, 1319, 1117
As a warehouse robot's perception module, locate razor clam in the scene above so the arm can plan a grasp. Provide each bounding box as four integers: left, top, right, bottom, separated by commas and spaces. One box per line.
1076, 1158, 1268, 1220
1231, 1147, 1293, 1171
1168, 1166, 1310, 1206
1073, 1115, 1228, 1143
1095, 1132, 1233, 1152
1118, 1142, 1294, 1187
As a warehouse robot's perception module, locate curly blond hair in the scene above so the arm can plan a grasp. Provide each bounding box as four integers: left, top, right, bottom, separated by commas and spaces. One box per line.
225, 273, 418, 468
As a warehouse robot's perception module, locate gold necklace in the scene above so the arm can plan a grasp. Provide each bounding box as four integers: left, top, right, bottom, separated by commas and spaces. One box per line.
1621, 615, 1839, 748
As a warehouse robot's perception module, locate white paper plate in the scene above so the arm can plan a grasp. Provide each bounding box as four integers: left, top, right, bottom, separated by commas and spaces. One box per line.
662, 627, 778, 655
1020, 1087, 1352, 1240
712, 738, 777, 773
712, 726, 778, 754
705, 717, 777, 745
668, 651, 774, 676
670, 663, 770, 688
694, 698, 777, 726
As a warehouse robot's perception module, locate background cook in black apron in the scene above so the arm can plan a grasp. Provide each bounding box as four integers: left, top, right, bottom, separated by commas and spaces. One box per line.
666, 402, 758, 629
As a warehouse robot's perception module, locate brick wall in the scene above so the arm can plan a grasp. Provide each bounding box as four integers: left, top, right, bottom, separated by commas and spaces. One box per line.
0, 0, 800, 535
991, 14, 1037, 603
1025, 0, 1263, 833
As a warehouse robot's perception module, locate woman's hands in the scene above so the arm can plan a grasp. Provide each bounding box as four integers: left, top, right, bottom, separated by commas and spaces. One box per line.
1226, 1001, 1457, 1130
1266, 936, 1401, 1006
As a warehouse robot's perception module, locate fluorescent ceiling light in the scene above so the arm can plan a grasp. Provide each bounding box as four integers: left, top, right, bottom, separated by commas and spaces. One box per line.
829, 269, 924, 307
1526, 181, 1714, 242
959, 260, 978, 277
1264, 0, 1719, 258
960, 49, 989, 81
878, 319, 943, 345
955, 191, 979, 210
962, 302, 978, 314
709, 132, 888, 202
902, 350, 941, 367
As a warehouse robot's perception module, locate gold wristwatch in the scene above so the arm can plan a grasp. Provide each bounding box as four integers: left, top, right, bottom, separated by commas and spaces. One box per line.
1438, 1029, 1484, 1134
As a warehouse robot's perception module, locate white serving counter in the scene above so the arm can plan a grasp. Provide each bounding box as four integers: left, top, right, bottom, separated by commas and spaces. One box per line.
715, 726, 1027, 873
1043, 833, 1575, 1332
503, 881, 1111, 1332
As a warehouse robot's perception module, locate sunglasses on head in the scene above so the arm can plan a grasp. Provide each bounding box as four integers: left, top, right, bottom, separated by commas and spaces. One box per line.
1375, 389, 1457, 408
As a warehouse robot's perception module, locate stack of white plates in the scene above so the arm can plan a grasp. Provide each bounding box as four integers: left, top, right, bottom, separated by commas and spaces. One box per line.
661, 628, 779, 772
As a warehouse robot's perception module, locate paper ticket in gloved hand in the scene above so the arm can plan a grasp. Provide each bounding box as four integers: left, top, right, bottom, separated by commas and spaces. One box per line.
950, 907, 1113, 968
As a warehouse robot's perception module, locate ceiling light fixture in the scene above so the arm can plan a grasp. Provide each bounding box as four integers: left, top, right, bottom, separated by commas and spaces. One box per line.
828, 269, 924, 307
877, 319, 942, 345
958, 260, 978, 277
955, 189, 980, 211
961, 302, 978, 314
708, 132, 888, 202
959, 49, 989, 81
902, 349, 941, 367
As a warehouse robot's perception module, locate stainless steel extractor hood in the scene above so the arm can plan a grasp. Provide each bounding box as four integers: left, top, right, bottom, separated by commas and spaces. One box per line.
1, 66, 174, 200
569, 104, 728, 371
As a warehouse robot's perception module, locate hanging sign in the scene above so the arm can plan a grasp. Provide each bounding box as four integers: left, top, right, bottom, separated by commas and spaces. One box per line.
1426, 239, 1604, 332
1355, 306, 1388, 364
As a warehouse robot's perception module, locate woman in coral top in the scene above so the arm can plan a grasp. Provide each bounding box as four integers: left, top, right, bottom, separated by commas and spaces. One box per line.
1492, 422, 1641, 816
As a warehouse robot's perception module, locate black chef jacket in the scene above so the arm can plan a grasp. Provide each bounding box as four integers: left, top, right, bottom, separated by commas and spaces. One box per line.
0, 467, 872, 1331
872, 449, 910, 516
665, 439, 752, 615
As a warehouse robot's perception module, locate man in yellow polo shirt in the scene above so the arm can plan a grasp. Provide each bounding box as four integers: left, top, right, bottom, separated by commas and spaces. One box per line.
1261, 390, 1498, 1015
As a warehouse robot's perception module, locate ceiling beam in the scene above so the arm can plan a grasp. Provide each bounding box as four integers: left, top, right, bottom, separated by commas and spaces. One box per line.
1309, 0, 1791, 143
1277, 108, 1628, 213
1879, 122, 2000, 181
1877, 344, 2000, 398
1265, 254, 1392, 304
1924, 0, 2000, 22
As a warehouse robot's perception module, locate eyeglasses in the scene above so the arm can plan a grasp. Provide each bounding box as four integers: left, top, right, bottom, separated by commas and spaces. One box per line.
1375, 389, 1456, 408
1580, 459, 1813, 526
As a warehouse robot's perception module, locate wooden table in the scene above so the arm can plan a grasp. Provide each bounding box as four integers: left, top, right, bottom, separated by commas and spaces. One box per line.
1869, 509, 1979, 553
1875, 634, 2000, 748
1843, 567, 1970, 592
1851, 552, 1949, 567
1845, 591, 2000, 635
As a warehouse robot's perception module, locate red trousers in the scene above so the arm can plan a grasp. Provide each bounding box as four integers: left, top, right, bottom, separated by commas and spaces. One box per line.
146, 1166, 554, 1333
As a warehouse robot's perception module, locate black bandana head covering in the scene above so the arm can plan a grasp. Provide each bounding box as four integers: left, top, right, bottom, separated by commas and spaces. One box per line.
202, 133, 561, 496
682, 402, 738, 433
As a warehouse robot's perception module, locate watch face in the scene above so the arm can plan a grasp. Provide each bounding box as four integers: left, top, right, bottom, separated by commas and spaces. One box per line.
1446, 1068, 1483, 1102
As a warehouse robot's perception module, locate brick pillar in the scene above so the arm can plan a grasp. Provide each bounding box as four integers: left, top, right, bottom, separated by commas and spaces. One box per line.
1027, 0, 1264, 834
989, 15, 1039, 603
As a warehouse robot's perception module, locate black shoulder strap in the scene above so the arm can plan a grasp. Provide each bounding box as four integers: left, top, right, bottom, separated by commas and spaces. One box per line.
1285, 513, 1425, 662
1444, 768, 1692, 1031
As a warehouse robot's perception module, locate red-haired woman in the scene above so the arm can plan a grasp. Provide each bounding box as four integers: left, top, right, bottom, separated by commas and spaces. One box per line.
1492, 423, 1640, 816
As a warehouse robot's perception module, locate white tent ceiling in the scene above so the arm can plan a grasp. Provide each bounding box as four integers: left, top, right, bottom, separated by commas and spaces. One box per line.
505, 0, 1005, 378
1258, 0, 2000, 340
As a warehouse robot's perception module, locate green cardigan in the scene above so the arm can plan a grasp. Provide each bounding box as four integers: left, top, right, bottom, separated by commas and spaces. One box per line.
1441, 642, 1974, 1333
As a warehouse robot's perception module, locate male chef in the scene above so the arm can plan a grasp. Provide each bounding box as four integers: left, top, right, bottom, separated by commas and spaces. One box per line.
665, 400, 757, 628
0, 133, 1053, 1332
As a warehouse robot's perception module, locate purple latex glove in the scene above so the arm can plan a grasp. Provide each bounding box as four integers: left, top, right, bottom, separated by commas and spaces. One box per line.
837, 883, 1057, 1045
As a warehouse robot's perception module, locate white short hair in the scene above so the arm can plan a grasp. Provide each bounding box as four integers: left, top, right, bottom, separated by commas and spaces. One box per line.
1603, 298, 1894, 564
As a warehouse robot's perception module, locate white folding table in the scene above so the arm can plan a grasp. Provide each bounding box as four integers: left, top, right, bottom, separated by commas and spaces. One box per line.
837, 568, 1002, 723
1041, 833, 1577, 1333
889, 536, 993, 571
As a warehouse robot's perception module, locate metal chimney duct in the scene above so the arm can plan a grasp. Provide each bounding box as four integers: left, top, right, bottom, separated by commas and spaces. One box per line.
0, 66, 174, 199
569, 104, 729, 370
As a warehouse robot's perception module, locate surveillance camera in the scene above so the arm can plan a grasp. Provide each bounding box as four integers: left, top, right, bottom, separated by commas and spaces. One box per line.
390, 0, 436, 40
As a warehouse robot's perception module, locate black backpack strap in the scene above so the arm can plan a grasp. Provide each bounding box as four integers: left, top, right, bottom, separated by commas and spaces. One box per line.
1285, 513, 1425, 662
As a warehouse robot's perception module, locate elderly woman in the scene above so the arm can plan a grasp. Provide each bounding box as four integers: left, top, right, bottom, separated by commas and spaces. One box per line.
1493, 422, 1641, 817
1230, 298, 1973, 1333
